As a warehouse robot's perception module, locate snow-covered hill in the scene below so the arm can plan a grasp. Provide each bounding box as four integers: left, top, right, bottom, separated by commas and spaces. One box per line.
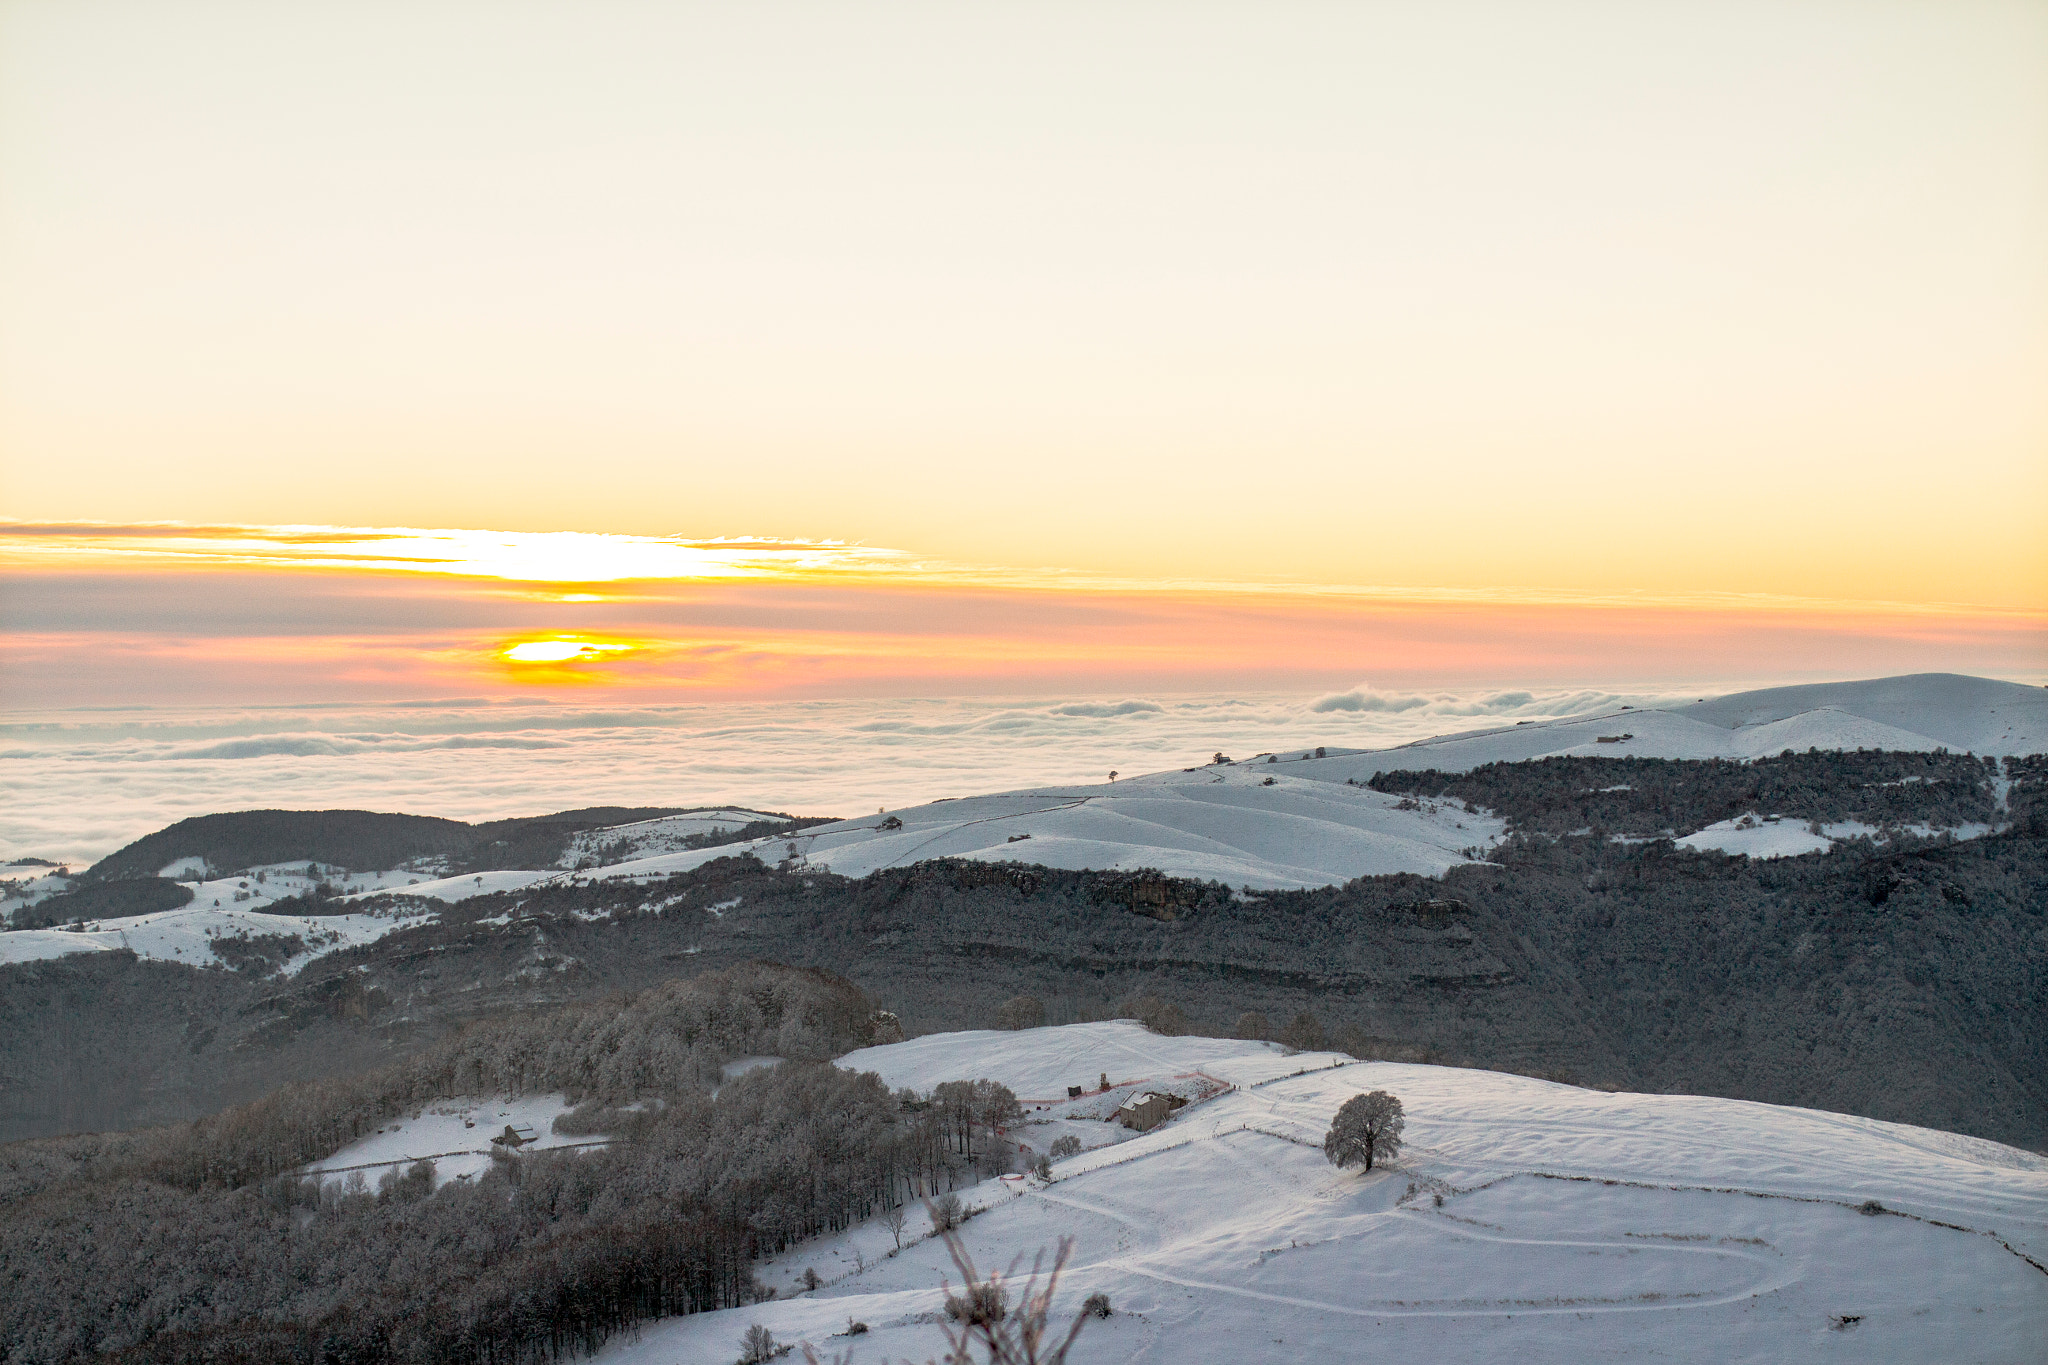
570, 767, 1505, 892
1295, 671, 2047, 779
0, 899, 436, 969
6, 673, 2039, 971
556, 808, 785, 865
569, 672, 2043, 891
599, 1022, 2048, 1365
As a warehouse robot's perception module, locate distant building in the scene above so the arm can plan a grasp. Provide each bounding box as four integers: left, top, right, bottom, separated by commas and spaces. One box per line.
1113, 1092, 1185, 1133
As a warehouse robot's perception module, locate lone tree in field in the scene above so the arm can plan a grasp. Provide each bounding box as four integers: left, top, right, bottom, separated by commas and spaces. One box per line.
1324, 1091, 1404, 1172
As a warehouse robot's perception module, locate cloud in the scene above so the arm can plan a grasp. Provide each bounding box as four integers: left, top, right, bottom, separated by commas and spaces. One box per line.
156, 733, 573, 760
1047, 701, 1164, 718
1310, 685, 1433, 714
1309, 684, 1641, 718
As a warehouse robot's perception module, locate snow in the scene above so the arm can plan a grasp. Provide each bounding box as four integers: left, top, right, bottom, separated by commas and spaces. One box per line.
302, 1094, 597, 1190
350, 868, 559, 903
838, 1022, 1299, 1102
1302, 673, 2047, 780
1680, 673, 2048, 756
0, 898, 437, 971
1671, 812, 2001, 861
576, 769, 1505, 892
593, 1023, 2048, 1365
558, 808, 786, 865
1674, 815, 1853, 859
545, 673, 2041, 892
0, 869, 73, 913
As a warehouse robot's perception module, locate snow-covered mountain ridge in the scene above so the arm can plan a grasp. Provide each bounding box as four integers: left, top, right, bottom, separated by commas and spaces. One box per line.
536, 671, 2046, 894
4, 673, 2039, 972
599, 1021, 2048, 1364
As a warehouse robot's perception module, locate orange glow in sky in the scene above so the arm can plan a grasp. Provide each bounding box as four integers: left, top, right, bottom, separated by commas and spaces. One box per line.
1, 3, 2043, 707
0, 521, 2038, 707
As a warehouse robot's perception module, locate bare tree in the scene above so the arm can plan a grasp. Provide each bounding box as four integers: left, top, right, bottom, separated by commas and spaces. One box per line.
1118, 994, 1187, 1036
817, 1225, 1091, 1365
1232, 1011, 1269, 1041
1279, 1010, 1327, 1052
1324, 1090, 1405, 1172
883, 1202, 908, 1250
995, 996, 1045, 1031
740, 1322, 781, 1363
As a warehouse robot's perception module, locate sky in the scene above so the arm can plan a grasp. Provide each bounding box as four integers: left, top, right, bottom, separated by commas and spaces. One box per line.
1, 0, 2044, 710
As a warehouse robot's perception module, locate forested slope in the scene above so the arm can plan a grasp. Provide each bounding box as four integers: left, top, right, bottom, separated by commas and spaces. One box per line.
0, 963, 1006, 1365
6, 826, 2043, 1149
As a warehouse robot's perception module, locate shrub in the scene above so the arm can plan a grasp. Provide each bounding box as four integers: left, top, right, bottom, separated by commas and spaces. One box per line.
930, 1192, 964, 1231
1083, 1293, 1112, 1319
1048, 1135, 1082, 1159
945, 1280, 1008, 1326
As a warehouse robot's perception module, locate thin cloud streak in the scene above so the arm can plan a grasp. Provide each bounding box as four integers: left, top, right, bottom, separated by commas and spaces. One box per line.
3, 521, 2035, 617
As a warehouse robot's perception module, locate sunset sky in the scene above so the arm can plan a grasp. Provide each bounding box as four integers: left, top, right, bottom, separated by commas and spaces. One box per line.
2, 1, 2043, 706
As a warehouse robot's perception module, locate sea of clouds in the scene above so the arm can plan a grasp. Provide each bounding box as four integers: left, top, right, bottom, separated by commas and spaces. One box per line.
1, 683, 1695, 868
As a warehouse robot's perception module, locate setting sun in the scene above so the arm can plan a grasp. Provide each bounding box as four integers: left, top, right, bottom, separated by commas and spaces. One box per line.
501, 637, 636, 666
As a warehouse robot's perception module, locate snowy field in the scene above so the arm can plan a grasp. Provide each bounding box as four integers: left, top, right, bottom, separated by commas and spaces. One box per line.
597, 1023, 2048, 1365
303, 1094, 594, 1190
547, 673, 2046, 891
559, 809, 785, 864
575, 769, 1504, 892
0, 899, 435, 969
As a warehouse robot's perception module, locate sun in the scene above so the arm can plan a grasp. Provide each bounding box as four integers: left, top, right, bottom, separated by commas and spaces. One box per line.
503, 639, 635, 664
496, 637, 642, 682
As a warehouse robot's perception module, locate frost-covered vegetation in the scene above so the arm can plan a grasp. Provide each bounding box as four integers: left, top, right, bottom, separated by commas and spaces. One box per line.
0, 964, 1039, 1364
1368, 748, 2007, 838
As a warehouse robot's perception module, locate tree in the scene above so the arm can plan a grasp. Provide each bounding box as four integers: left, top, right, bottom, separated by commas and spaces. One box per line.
740, 1323, 780, 1363
883, 1203, 908, 1249
1324, 1091, 1404, 1172
1118, 994, 1186, 1036
1279, 1010, 1326, 1052
1232, 1011, 1269, 1041
995, 996, 1045, 1031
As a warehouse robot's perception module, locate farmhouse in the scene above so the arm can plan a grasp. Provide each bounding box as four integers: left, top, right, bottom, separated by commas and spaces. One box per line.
1114, 1091, 1186, 1133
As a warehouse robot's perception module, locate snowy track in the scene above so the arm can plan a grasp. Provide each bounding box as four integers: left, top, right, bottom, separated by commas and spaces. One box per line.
596, 1023, 2048, 1365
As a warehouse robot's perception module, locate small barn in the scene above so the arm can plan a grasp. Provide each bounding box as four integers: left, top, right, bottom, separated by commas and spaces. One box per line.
1113, 1092, 1185, 1133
